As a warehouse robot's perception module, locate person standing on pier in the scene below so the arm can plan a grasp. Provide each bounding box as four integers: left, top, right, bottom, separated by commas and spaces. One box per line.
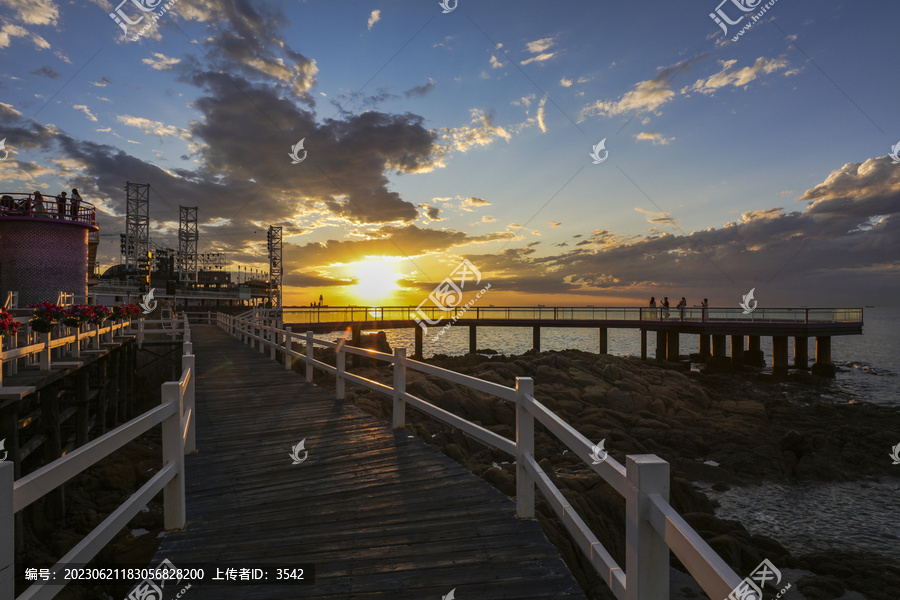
701, 298, 708, 321
649, 296, 656, 307
32, 191, 49, 217
70, 188, 82, 220
677, 297, 687, 321
56, 191, 67, 219
662, 297, 670, 320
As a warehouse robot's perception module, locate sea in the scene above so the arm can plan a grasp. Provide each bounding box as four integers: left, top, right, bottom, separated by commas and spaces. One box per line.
287, 306, 898, 407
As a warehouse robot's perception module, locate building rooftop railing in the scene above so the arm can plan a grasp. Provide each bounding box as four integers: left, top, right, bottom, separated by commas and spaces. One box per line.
283, 305, 864, 326
0, 192, 97, 228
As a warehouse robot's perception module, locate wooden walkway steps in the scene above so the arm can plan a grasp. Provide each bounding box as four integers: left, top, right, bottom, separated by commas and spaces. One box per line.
151, 325, 586, 599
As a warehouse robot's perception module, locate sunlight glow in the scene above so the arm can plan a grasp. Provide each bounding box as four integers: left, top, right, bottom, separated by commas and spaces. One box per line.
351, 260, 400, 304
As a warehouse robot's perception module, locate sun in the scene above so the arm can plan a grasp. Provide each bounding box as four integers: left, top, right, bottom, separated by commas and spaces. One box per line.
351, 260, 400, 304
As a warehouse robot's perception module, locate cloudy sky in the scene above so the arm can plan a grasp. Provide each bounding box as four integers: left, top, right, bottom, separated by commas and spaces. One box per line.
1, 0, 898, 307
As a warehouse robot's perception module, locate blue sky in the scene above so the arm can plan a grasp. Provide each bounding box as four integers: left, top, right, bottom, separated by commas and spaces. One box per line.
1, 0, 898, 306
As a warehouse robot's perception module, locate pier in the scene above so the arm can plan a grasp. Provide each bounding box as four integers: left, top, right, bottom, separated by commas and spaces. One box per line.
4, 312, 755, 599
282, 305, 864, 375
148, 325, 586, 599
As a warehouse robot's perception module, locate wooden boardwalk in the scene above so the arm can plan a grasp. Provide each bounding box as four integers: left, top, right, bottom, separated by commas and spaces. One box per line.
151, 325, 586, 599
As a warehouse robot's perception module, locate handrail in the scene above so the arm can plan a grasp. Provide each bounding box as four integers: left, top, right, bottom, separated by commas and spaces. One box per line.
1, 320, 135, 387
0, 192, 97, 227
281, 305, 864, 326
1, 326, 195, 600
218, 311, 745, 600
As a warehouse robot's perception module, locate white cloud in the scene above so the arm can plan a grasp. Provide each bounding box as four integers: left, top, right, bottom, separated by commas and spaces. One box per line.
142, 52, 181, 71
536, 95, 548, 133
489, 55, 503, 69
560, 77, 573, 87
1, 0, 59, 26
526, 37, 555, 53
521, 36, 556, 65
117, 115, 190, 139
367, 9, 380, 30
635, 131, 674, 145
440, 109, 512, 153
73, 104, 98, 122
521, 53, 555, 66
684, 57, 788, 95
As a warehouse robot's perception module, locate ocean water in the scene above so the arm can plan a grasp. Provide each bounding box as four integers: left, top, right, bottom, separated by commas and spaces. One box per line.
288, 307, 898, 407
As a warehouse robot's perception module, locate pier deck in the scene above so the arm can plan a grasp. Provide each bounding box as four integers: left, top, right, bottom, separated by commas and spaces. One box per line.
151, 325, 586, 599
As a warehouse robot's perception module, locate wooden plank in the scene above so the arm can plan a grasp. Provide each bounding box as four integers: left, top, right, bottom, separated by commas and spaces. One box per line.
151, 325, 586, 600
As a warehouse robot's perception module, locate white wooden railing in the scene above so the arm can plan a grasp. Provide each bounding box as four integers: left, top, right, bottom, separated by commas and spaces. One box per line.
0, 320, 135, 393
0, 316, 190, 393
219, 310, 743, 600
3, 293, 17, 310
0, 325, 195, 600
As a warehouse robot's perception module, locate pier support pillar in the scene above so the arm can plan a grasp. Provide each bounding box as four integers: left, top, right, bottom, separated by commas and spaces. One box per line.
640, 329, 647, 360
655, 330, 667, 361
598, 327, 608, 355
699, 334, 710, 358
794, 336, 809, 370
414, 326, 423, 360
709, 334, 729, 369
469, 325, 477, 354
666, 331, 679, 362
745, 335, 765, 367
773, 336, 789, 376
731, 335, 744, 367
812, 336, 836, 378
532, 326, 541, 353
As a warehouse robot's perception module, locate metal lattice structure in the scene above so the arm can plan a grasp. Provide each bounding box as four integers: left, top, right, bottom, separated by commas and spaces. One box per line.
267, 226, 283, 309
197, 253, 228, 270
123, 182, 150, 270
178, 206, 198, 283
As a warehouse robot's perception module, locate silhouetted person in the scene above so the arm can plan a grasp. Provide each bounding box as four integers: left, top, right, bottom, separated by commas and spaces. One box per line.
56, 191, 67, 219
677, 297, 686, 308
70, 188, 82, 220
701, 298, 708, 321
33, 191, 49, 218
662, 297, 670, 320
649, 296, 656, 307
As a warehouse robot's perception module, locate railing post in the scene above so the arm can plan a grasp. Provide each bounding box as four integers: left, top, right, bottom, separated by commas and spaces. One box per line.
40, 331, 51, 371
336, 345, 345, 400
73, 326, 81, 358
259, 319, 266, 354
161, 381, 186, 530
305, 331, 314, 382
515, 377, 535, 519
625, 455, 670, 600
0, 461, 13, 600
284, 327, 292, 370
392, 348, 406, 428
270, 325, 277, 361
182, 343, 196, 455
138, 318, 144, 349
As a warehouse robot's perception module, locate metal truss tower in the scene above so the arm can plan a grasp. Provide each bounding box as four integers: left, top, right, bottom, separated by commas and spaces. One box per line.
123, 182, 150, 270
267, 226, 283, 309
178, 206, 198, 283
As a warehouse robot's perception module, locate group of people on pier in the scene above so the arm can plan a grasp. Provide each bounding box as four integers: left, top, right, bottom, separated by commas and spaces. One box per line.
0, 188, 84, 220
649, 296, 709, 320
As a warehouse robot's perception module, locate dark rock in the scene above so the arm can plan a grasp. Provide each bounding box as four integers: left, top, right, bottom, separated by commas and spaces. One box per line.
811, 362, 837, 378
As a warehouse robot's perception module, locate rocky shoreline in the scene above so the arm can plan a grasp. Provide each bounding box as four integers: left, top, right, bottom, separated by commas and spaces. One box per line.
309, 337, 900, 600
